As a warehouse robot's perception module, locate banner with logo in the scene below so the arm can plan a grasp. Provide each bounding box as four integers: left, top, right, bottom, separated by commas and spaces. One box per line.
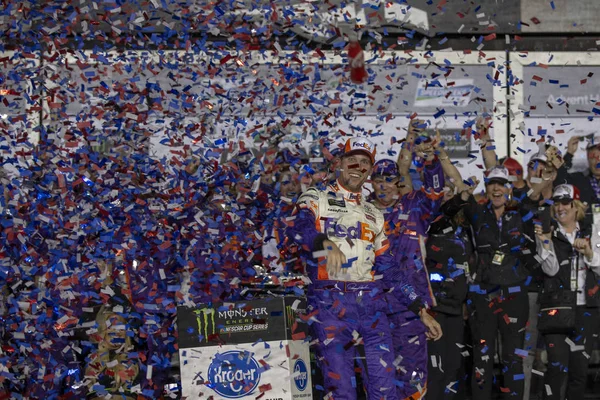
522, 66, 600, 118
288, 340, 312, 399
519, 65, 600, 172
414, 78, 476, 108
177, 297, 312, 400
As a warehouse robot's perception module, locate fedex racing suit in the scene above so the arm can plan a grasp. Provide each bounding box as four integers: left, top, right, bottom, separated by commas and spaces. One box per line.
382, 161, 444, 400
287, 180, 424, 400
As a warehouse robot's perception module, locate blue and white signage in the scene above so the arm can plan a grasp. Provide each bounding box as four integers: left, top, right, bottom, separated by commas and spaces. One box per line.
208, 351, 261, 398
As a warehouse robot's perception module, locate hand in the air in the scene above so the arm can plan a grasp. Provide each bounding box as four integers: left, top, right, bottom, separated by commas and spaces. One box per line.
567, 136, 580, 156
460, 176, 480, 201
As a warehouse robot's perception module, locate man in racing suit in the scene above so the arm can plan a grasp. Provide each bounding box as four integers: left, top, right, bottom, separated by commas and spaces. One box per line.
370, 157, 444, 399
287, 138, 441, 400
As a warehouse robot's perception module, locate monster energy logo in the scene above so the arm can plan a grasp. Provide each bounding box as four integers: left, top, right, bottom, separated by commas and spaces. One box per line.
285, 305, 295, 329
194, 308, 216, 342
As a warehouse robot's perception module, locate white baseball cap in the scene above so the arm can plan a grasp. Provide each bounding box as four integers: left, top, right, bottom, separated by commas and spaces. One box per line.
485, 166, 510, 185
552, 184, 580, 201
587, 135, 600, 150
342, 138, 376, 164
529, 151, 548, 164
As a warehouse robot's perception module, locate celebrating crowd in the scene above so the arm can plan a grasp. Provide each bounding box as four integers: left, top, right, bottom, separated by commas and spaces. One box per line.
1, 116, 600, 400
277, 118, 600, 400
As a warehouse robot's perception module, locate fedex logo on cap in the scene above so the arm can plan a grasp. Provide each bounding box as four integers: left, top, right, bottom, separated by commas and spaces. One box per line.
344, 138, 376, 161
353, 141, 372, 151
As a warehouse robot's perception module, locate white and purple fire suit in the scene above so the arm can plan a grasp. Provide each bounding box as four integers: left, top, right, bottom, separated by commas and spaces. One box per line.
378, 161, 445, 399
287, 180, 424, 400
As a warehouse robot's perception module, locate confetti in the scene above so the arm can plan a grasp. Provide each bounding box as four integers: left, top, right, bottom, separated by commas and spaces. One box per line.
0, 3, 589, 399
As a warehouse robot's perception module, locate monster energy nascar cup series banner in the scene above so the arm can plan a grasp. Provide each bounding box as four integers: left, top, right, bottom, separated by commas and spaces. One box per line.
177, 297, 312, 399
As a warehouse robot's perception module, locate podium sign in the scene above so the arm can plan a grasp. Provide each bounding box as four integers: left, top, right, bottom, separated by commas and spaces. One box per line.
177, 297, 312, 400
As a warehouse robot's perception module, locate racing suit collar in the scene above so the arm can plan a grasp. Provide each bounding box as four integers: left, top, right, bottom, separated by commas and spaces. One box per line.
333, 179, 362, 203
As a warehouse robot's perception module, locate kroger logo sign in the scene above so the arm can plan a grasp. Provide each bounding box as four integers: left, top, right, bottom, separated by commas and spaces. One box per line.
293, 359, 308, 392
207, 351, 261, 398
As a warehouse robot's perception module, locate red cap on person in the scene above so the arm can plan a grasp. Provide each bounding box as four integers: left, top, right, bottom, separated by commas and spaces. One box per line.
502, 157, 523, 177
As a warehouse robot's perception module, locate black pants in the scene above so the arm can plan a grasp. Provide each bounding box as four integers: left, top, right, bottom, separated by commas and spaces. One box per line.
469, 288, 529, 400
427, 312, 465, 399
542, 306, 600, 400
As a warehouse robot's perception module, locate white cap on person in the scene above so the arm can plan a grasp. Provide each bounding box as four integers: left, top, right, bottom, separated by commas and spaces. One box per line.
552, 184, 580, 201
529, 151, 548, 164
587, 135, 600, 150
342, 138, 376, 164
485, 166, 510, 185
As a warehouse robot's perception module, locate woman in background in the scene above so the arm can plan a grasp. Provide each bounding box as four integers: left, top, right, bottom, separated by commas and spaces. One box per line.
534, 184, 600, 400
448, 165, 546, 400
